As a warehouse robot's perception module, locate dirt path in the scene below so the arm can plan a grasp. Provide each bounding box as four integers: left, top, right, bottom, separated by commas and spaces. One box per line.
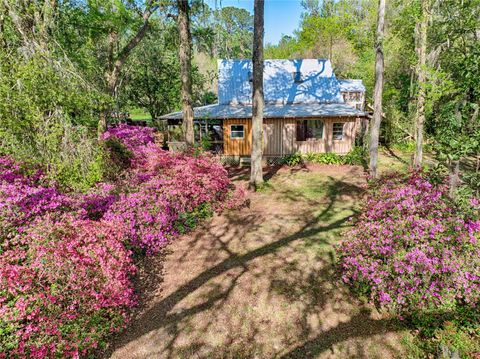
107, 165, 407, 359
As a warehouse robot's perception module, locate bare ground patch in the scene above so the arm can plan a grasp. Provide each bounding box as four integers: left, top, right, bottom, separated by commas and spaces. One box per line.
105, 165, 408, 359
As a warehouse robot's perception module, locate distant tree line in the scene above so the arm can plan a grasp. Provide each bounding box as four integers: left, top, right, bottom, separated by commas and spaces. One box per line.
0, 0, 253, 187
266, 0, 479, 183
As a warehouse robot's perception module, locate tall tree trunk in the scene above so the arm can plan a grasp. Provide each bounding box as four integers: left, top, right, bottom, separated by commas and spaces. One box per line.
98, 1, 157, 139
177, 0, 195, 147
369, 0, 386, 178
449, 159, 460, 198
414, 0, 429, 168
250, 0, 264, 189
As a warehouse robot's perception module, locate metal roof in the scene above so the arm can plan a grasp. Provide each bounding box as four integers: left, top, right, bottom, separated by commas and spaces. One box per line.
338, 79, 366, 92
218, 59, 349, 105
161, 103, 366, 120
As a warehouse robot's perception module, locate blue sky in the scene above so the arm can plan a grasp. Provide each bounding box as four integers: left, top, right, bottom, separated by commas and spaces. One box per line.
204, 0, 304, 45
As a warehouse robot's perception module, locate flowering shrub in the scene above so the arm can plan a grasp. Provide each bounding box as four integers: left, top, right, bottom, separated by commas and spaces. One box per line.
338, 172, 480, 314
102, 126, 233, 254
0, 124, 243, 357
0, 156, 26, 183
75, 182, 118, 221
101, 123, 155, 152
0, 215, 135, 358
0, 159, 70, 240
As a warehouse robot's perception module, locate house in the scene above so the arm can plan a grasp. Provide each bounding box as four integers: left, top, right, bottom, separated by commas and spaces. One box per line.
161, 59, 366, 158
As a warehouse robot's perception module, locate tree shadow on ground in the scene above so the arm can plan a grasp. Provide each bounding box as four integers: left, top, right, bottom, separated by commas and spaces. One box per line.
105, 169, 404, 359
280, 309, 400, 359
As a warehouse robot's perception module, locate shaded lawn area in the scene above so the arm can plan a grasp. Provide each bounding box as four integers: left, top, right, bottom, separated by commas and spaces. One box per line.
106, 164, 409, 359
129, 108, 153, 121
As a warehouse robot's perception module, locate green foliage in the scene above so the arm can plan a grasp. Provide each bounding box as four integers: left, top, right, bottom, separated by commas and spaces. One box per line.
265, 0, 376, 78
406, 307, 480, 358
120, 22, 182, 120
191, 3, 253, 59
343, 146, 367, 166
102, 137, 133, 180
305, 152, 344, 164
282, 153, 304, 166
283, 148, 366, 167
176, 203, 213, 234
120, 19, 215, 120
0, 50, 108, 190
392, 141, 416, 152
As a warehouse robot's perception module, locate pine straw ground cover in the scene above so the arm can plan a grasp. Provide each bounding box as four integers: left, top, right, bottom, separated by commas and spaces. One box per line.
105, 148, 478, 358
106, 165, 410, 359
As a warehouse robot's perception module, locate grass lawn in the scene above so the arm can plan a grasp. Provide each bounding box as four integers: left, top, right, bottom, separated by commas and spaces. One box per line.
129, 108, 152, 121
106, 163, 410, 358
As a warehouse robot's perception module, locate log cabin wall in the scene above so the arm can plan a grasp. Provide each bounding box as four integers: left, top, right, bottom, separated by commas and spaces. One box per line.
291, 118, 357, 155
223, 118, 252, 156
223, 117, 359, 156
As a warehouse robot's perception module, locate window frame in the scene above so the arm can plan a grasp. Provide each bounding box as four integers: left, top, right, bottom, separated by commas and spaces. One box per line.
230, 124, 245, 140
332, 122, 345, 141
296, 119, 325, 141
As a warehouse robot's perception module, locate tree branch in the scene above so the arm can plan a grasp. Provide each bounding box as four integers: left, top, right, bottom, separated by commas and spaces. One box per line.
107, 0, 159, 93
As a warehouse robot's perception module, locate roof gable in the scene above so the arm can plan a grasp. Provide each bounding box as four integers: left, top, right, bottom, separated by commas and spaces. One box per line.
338, 79, 366, 92
218, 59, 347, 105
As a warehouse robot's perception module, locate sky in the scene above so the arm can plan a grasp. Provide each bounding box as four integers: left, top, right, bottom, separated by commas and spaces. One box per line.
204, 0, 305, 45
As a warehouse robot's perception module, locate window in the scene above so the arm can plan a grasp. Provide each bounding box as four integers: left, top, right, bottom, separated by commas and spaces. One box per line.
342, 91, 361, 102
333, 123, 344, 140
230, 124, 245, 139
296, 120, 324, 141
292, 72, 304, 83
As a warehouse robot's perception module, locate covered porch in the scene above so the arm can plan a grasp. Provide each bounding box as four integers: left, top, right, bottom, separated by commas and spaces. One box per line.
161, 103, 366, 157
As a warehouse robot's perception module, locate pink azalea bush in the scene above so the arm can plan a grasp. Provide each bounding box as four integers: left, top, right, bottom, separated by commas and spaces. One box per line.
0, 124, 242, 357
102, 125, 233, 254
338, 172, 480, 314
101, 123, 155, 152
74, 182, 118, 221
0, 157, 70, 240
0, 216, 135, 358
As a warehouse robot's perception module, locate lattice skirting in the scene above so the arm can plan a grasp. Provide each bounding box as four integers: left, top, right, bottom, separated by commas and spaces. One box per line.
216, 155, 284, 166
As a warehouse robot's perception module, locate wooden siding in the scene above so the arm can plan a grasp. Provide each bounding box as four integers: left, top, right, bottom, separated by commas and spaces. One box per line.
282, 119, 296, 155
263, 119, 282, 155
293, 118, 357, 155
330, 119, 357, 154
223, 117, 358, 156
223, 119, 252, 156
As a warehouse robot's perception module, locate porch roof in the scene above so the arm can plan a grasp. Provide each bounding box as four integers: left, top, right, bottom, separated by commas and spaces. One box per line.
160, 103, 365, 120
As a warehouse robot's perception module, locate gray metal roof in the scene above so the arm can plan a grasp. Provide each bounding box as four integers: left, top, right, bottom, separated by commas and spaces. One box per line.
338, 79, 366, 92
161, 103, 366, 120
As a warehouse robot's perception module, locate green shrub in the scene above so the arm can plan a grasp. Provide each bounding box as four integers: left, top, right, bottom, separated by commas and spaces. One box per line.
282, 148, 365, 167
392, 141, 416, 152
406, 307, 480, 358
0, 53, 109, 191
102, 137, 133, 180
314, 153, 344, 164
282, 153, 303, 166
176, 203, 213, 233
